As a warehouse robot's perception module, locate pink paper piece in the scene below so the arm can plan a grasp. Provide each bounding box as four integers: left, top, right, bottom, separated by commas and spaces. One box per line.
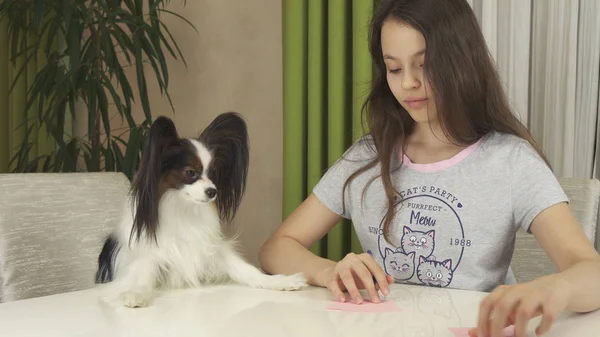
448, 325, 515, 337
326, 300, 402, 313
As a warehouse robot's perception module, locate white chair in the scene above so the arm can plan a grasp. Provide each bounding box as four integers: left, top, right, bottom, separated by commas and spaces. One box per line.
510, 177, 600, 283
0, 172, 130, 302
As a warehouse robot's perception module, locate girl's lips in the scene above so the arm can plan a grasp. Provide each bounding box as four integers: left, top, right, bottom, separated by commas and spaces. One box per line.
405, 98, 428, 109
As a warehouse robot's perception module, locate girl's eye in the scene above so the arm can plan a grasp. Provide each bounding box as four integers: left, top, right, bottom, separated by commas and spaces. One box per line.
388, 68, 401, 74
185, 170, 196, 177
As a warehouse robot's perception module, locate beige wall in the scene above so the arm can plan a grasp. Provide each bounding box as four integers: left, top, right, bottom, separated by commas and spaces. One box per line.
76, 0, 283, 266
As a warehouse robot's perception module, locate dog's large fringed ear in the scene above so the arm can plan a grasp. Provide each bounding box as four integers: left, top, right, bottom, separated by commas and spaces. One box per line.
130, 116, 179, 244
199, 112, 249, 223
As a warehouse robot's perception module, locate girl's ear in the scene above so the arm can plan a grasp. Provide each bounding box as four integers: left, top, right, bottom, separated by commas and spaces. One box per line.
130, 116, 180, 244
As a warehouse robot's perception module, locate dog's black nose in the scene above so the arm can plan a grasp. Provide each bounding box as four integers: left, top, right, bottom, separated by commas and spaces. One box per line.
205, 188, 217, 199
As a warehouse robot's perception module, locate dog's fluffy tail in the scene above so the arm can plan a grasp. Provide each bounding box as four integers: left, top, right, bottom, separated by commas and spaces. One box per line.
95, 234, 120, 284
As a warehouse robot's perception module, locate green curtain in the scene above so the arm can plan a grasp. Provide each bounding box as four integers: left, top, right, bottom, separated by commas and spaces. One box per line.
282, 0, 375, 261
0, 17, 55, 173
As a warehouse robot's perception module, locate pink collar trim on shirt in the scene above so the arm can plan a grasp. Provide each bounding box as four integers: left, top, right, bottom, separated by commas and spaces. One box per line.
397, 136, 484, 173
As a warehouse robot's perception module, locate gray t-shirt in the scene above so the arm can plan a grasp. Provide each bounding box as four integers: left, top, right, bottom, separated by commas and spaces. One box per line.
313, 131, 568, 292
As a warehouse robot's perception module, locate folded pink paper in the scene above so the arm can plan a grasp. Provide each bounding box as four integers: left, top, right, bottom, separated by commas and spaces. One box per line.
326, 300, 402, 313
448, 325, 515, 337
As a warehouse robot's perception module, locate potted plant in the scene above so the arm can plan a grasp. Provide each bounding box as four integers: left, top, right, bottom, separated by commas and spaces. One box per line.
0, 0, 195, 180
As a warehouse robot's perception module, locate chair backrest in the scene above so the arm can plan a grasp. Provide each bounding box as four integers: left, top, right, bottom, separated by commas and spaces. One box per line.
511, 177, 600, 283
0, 172, 130, 302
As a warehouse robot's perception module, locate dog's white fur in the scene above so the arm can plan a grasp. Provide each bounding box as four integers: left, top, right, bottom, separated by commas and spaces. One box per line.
102, 140, 307, 308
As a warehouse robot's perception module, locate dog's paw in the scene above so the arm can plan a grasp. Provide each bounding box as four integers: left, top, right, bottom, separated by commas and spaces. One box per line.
252, 273, 308, 291
115, 291, 152, 308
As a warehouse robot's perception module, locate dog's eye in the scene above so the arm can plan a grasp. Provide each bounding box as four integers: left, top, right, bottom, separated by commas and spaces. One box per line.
185, 170, 197, 177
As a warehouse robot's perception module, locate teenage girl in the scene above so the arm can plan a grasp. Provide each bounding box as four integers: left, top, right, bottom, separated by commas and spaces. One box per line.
259, 1, 600, 336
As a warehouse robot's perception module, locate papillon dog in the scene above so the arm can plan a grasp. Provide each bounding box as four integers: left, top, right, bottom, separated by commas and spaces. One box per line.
95, 112, 307, 308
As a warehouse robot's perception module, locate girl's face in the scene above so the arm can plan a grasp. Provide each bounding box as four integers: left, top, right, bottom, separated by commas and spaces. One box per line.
381, 20, 437, 126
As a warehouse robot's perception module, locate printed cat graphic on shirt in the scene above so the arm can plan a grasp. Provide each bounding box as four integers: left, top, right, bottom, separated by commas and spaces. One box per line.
383, 248, 415, 281
400, 226, 435, 260
417, 256, 453, 288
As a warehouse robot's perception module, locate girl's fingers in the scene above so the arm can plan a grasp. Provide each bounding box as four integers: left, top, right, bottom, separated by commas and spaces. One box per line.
350, 261, 380, 303
513, 293, 543, 337
386, 274, 395, 284
360, 253, 392, 296
536, 299, 561, 335
477, 285, 510, 337
489, 287, 528, 337
339, 269, 363, 304
467, 327, 478, 337
327, 278, 346, 302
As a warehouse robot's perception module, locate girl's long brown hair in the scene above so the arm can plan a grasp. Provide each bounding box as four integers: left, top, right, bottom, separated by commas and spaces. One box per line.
342, 0, 549, 243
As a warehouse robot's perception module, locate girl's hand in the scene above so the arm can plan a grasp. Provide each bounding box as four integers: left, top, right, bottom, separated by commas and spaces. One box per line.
321, 252, 395, 304
469, 276, 571, 337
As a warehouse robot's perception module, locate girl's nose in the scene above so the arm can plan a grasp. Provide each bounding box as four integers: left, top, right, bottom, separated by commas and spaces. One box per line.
401, 70, 421, 90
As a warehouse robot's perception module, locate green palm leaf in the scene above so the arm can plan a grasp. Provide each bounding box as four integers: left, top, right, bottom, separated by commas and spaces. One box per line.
2, 0, 195, 178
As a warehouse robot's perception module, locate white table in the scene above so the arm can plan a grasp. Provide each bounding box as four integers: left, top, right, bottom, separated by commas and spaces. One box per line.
0, 283, 598, 337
